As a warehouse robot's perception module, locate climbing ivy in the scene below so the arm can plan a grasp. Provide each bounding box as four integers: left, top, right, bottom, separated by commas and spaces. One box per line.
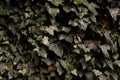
0, 0, 120, 80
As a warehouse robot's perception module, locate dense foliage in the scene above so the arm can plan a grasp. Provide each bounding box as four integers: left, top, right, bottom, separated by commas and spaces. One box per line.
0, 0, 120, 80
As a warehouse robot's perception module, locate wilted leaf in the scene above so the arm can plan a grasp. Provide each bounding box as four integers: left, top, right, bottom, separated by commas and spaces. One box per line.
49, 42, 63, 57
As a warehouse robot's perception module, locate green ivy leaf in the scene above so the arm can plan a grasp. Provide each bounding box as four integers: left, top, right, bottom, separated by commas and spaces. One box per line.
71, 69, 77, 76
49, 0, 64, 6
99, 44, 110, 58
45, 3, 60, 17
114, 60, 120, 67
59, 59, 73, 71
92, 69, 102, 76
55, 62, 64, 75
18, 69, 27, 75
85, 54, 91, 62
49, 42, 63, 57
74, 0, 85, 5
45, 26, 58, 36
109, 8, 119, 21
33, 47, 47, 58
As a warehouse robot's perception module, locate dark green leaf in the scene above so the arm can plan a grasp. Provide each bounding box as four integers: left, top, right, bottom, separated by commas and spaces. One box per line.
49, 42, 63, 57
99, 44, 110, 58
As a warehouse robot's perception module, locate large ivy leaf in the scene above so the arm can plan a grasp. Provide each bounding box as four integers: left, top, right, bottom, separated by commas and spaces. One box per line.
49, 42, 63, 57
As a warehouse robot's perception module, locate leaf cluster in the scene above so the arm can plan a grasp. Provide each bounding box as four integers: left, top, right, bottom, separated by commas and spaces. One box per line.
0, 0, 120, 80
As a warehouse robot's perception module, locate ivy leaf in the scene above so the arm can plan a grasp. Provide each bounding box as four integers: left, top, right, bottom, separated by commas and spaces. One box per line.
99, 44, 110, 58
74, 0, 85, 5
111, 72, 118, 80
18, 69, 27, 75
85, 54, 91, 62
71, 69, 77, 76
92, 69, 102, 76
33, 47, 47, 58
79, 19, 89, 30
55, 62, 64, 75
41, 58, 52, 65
114, 60, 120, 67
42, 36, 49, 46
45, 3, 60, 17
45, 26, 58, 36
49, 0, 64, 6
105, 60, 114, 70
49, 42, 63, 57
59, 59, 72, 71
109, 8, 119, 21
